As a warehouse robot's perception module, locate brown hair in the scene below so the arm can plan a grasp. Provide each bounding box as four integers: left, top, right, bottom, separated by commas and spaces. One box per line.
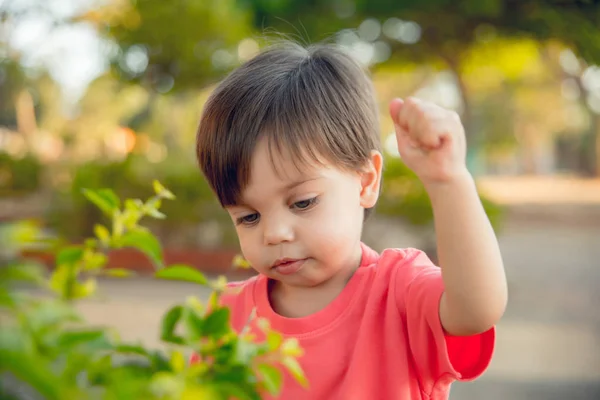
196, 40, 381, 209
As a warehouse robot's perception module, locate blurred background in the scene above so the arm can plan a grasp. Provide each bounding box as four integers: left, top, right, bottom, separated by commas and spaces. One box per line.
1, 0, 599, 399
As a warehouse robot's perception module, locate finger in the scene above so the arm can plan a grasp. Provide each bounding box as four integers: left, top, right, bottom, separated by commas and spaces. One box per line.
417, 125, 444, 149
395, 124, 422, 159
400, 98, 445, 149
397, 97, 421, 134
391, 103, 420, 151
389, 98, 404, 126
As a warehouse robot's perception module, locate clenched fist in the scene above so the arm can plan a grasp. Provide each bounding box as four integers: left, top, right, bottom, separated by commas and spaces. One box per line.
389, 97, 470, 187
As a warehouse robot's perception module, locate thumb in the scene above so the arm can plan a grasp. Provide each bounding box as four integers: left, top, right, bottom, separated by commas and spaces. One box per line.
389, 98, 404, 126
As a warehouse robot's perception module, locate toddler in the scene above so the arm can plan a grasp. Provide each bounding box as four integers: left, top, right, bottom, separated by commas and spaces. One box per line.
194, 41, 507, 400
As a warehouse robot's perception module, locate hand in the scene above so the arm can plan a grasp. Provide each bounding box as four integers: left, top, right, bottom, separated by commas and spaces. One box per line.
389, 97, 470, 187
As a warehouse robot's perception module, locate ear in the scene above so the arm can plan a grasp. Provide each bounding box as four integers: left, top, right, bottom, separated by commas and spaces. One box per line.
359, 150, 383, 209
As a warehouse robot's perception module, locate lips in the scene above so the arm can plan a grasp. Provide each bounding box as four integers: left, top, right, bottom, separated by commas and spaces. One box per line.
271, 258, 307, 275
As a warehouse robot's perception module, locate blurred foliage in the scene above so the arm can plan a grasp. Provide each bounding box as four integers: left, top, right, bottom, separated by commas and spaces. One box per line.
75, 0, 600, 94
0, 59, 27, 129
244, 0, 600, 64
44, 154, 236, 247
79, 0, 254, 93
0, 152, 42, 195
378, 155, 503, 230
3, 0, 600, 248
0, 183, 306, 400
73, 0, 600, 176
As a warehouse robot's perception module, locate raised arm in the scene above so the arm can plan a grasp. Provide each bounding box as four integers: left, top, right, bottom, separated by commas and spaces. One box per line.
390, 97, 507, 336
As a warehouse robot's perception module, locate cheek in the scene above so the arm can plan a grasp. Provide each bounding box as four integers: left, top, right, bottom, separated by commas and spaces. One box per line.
307, 193, 363, 243
236, 229, 260, 265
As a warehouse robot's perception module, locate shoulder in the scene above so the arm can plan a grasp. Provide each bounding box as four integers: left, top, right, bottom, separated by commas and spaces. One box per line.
374, 247, 442, 306
376, 247, 438, 275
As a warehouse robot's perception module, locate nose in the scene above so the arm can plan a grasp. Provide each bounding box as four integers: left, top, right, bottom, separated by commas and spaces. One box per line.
263, 214, 294, 246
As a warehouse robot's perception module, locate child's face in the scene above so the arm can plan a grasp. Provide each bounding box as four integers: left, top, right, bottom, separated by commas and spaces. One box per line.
226, 138, 382, 288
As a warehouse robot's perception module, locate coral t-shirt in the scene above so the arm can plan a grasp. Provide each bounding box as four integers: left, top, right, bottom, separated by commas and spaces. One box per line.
204, 243, 495, 399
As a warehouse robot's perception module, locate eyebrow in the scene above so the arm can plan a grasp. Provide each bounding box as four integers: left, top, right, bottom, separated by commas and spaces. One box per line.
229, 176, 323, 209
283, 176, 322, 191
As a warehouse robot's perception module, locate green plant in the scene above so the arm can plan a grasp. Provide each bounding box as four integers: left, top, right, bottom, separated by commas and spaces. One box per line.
45, 156, 236, 247
0, 181, 307, 399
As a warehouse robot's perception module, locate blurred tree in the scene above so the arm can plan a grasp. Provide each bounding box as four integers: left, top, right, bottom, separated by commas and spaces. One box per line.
242, 0, 600, 64
0, 4, 29, 129
242, 0, 600, 131
84, 0, 600, 174
78, 0, 254, 93
540, 44, 600, 176
0, 58, 27, 129
242, 0, 600, 174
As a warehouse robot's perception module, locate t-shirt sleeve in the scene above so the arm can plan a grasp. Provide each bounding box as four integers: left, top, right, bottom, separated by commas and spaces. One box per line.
396, 249, 495, 392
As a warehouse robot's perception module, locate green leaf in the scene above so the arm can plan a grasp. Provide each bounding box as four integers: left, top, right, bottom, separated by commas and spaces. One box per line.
208, 291, 220, 310
282, 356, 308, 388
216, 382, 259, 400
210, 275, 228, 292
0, 286, 13, 307
26, 300, 82, 332
0, 350, 62, 400
258, 364, 283, 395
234, 338, 259, 365
71, 278, 97, 299
149, 350, 172, 371
153, 180, 175, 200
48, 264, 71, 298
0, 326, 27, 352
232, 254, 252, 269
281, 337, 303, 357
147, 208, 166, 219
1, 220, 45, 253
155, 265, 207, 285
57, 246, 84, 265
57, 328, 107, 349
115, 343, 151, 356
82, 188, 121, 216
202, 307, 230, 338
125, 198, 144, 211
87, 354, 113, 385
182, 307, 204, 340
150, 371, 184, 398
103, 268, 135, 278
0, 262, 45, 285
94, 224, 110, 244
145, 197, 161, 210
121, 208, 142, 229
83, 250, 108, 271
266, 331, 283, 351
160, 305, 185, 345
170, 350, 186, 372
116, 230, 163, 268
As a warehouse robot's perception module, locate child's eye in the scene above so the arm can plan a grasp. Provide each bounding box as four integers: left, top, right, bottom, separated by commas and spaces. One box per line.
236, 213, 259, 226
292, 197, 318, 210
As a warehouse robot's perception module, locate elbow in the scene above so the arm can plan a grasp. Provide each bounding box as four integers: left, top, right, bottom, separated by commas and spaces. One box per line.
442, 290, 508, 336
449, 312, 502, 336
465, 294, 508, 335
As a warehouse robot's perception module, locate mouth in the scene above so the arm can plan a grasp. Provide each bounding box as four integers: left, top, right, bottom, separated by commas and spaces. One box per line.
271, 258, 307, 275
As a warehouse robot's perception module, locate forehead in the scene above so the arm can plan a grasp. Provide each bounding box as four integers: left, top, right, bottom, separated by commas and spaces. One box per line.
247, 138, 319, 188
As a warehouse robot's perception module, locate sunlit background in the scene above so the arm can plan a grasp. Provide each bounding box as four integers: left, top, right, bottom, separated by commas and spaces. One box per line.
1, 0, 599, 399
